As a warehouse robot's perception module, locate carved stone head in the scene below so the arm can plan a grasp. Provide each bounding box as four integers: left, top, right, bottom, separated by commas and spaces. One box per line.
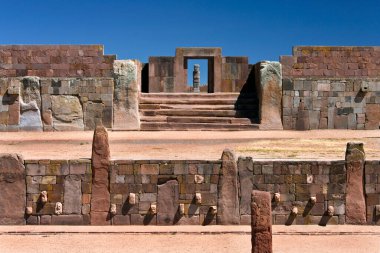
40, 191, 48, 204
310, 196, 316, 204
291, 207, 298, 215
195, 193, 202, 205
179, 203, 185, 215
150, 203, 157, 214
327, 206, 334, 216
210, 206, 217, 215
55, 202, 62, 215
110, 204, 117, 215
274, 193, 281, 203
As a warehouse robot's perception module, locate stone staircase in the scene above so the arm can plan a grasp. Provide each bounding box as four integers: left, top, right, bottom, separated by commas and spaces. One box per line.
139, 93, 260, 130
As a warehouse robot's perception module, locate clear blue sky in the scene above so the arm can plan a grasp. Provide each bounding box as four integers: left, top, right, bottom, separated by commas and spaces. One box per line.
1, 0, 379, 64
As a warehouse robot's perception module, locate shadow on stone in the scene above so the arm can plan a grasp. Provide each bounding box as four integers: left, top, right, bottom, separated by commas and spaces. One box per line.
285, 213, 296, 226
143, 213, 155, 225
318, 211, 332, 226
354, 91, 366, 103
121, 201, 133, 215
302, 201, 314, 217
188, 198, 199, 217
202, 210, 215, 226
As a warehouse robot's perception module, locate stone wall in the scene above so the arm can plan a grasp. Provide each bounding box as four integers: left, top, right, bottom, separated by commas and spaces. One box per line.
281, 46, 380, 78
282, 78, 380, 130
24, 159, 92, 225
148, 57, 175, 92
109, 160, 221, 225
221, 57, 249, 92
281, 46, 380, 130
1, 154, 378, 225
0, 45, 115, 78
0, 77, 113, 131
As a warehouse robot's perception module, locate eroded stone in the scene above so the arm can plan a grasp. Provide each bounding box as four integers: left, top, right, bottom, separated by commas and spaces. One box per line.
251, 190, 272, 253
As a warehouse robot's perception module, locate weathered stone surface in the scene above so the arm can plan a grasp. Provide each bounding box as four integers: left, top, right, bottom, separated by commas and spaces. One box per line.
51, 95, 84, 131
0, 154, 26, 225
90, 126, 111, 225
21, 76, 41, 109
217, 149, 240, 224
64, 175, 82, 214
256, 61, 283, 130
84, 102, 104, 130
113, 60, 141, 130
345, 142, 366, 224
51, 215, 83, 225
238, 157, 254, 215
157, 180, 179, 225
251, 190, 272, 253
19, 100, 43, 131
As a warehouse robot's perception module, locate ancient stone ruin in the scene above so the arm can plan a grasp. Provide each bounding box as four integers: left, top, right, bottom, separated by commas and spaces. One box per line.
0, 45, 378, 131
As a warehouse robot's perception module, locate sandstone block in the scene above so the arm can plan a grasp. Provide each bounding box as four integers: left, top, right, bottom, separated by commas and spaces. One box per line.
256, 61, 283, 130
251, 190, 272, 253
64, 175, 82, 214
217, 149, 240, 225
157, 180, 179, 225
0, 154, 26, 225
90, 126, 111, 225
345, 142, 366, 224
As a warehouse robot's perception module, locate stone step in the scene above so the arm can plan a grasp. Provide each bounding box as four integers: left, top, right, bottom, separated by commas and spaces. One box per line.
140, 92, 242, 99
140, 109, 257, 118
139, 97, 258, 105
139, 104, 258, 110
140, 122, 260, 131
140, 116, 256, 124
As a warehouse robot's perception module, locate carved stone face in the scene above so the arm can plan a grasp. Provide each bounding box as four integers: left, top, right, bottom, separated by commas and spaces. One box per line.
195, 193, 202, 205
291, 207, 298, 215
25, 206, 33, 215
179, 203, 185, 215
40, 191, 48, 204
310, 196, 316, 204
150, 204, 157, 214
274, 193, 280, 203
110, 204, 117, 215
327, 206, 334, 216
129, 193, 136, 205
55, 202, 62, 215
210, 206, 217, 215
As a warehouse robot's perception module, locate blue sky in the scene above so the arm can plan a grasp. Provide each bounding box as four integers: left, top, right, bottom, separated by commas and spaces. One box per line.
1, 0, 379, 66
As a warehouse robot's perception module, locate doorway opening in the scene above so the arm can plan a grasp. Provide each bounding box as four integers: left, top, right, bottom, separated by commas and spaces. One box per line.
186, 59, 209, 93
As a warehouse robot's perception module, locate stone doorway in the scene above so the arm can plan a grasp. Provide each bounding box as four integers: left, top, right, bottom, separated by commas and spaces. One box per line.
186, 59, 209, 93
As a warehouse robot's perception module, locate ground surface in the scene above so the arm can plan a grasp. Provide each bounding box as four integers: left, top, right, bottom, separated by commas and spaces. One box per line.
0, 130, 379, 160
0, 225, 379, 253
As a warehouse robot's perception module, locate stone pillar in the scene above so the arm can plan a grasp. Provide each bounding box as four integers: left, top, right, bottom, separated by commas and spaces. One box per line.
251, 190, 272, 253
217, 149, 240, 225
113, 60, 141, 130
256, 61, 283, 130
193, 64, 200, 93
345, 142, 366, 224
90, 126, 111, 225
0, 154, 26, 225
157, 180, 179, 225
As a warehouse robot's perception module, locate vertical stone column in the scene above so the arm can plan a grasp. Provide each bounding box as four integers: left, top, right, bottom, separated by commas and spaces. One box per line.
0, 154, 25, 225
113, 60, 141, 130
256, 61, 283, 130
90, 126, 111, 225
251, 190, 272, 253
345, 142, 366, 224
217, 149, 240, 224
193, 64, 200, 93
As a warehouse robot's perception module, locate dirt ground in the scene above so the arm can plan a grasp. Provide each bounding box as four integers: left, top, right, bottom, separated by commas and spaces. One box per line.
0, 225, 379, 253
0, 130, 379, 160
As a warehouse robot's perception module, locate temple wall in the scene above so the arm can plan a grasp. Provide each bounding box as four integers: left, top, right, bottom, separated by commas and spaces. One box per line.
2, 153, 378, 225
281, 47, 380, 130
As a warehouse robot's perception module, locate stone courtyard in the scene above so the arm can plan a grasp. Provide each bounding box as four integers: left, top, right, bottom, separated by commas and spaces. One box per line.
0, 44, 379, 252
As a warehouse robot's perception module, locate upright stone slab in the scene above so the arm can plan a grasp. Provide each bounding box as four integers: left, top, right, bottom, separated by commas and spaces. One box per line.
256, 61, 283, 130
64, 175, 82, 214
345, 142, 366, 224
113, 60, 141, 130
251, 190, 272, 253
238, 157, 254, 217
19, 76, 43, 131
0, 154, 26, 225
90, 126, 111, 225
217, 149, 240, 224
157, 180, 179, 225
